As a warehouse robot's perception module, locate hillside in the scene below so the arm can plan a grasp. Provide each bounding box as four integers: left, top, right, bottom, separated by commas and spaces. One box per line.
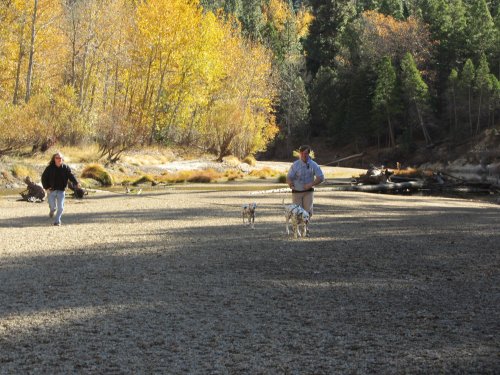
306, 128, 500, 185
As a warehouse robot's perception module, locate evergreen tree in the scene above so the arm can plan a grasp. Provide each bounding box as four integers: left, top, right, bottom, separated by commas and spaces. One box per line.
474, 54, 492, 134
459, 59, 475, 135
448, 0, 468, 66
373, 56, 399, 147
343, 67, 374, 152
199, 0, 225, 11
401, 52, 432, 144
492, 5, 500, 77
278, 62, 310, 155
489, 74, 500, 128
464, 0, 496, 60
446, 69, 459, 135
303, 0, 356, 75
379, 0, 404, 19
223, 0, 243, 16
309, 66, 344, 137
240, 0, 264, 40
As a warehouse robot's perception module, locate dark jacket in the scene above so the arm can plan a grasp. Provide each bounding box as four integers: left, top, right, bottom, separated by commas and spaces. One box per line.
41, 163, 78, 191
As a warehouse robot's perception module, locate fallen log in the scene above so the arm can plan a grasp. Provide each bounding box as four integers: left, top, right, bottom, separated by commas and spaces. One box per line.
20, 176, 46, 202
324, 153, 364, 166
328, 181, 424, 192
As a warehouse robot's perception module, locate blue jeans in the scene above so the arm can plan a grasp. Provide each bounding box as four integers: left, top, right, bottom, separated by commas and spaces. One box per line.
48, 190, 65, 224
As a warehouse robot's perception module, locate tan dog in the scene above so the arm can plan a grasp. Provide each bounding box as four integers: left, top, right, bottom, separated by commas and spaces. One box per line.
242, 203, 257, 229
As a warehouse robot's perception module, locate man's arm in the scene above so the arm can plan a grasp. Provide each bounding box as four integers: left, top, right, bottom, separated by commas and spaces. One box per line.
286, 164, 295, 189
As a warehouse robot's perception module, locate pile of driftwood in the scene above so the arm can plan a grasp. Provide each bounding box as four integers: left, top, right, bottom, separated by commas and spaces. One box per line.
20, 178, 87, 202
20, 177, 46, 202
345, 165, 500, 195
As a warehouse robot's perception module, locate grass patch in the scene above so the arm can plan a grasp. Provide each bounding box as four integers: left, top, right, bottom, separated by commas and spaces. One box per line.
81, 163, 113, 186
223, 155, 241, 167
225, 170, 244, 181
11, 164, 39, 180
58, 145, 100, 163
242, 155, 256, 166
132, 174, 156, 186
186, 169, 218, 183
248, 167, 279, 179
156, 169, 230, 184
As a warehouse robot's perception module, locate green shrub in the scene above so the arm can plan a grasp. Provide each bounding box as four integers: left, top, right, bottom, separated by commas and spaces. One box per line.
81, 163, 113, 186
277, 174, 287, 183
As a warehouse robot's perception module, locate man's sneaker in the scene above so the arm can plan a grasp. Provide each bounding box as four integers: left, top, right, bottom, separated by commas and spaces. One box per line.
49, 210, 55, 218
53, 222, 61, 226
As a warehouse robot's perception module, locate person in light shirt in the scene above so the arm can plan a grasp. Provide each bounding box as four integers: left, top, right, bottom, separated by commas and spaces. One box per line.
286, 145, 324, 233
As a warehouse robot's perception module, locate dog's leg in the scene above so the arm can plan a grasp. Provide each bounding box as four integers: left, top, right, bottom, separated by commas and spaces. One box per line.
292, 219, 298, 239
285, 215, 290, 235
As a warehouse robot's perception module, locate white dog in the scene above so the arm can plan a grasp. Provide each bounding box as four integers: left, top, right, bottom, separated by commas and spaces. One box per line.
284, 202, 310, 238
242, 203, 257, 229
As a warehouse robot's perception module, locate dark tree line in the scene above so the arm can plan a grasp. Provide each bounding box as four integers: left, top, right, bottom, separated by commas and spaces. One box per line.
202, 0, 500, 158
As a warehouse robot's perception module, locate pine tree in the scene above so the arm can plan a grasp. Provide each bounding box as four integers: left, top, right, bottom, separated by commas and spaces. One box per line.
459, 59, 475, 135
303, 0, 356, 75
373, 56, 399, 147
401, 52, 432, 144
378, 0, 404, 20
489, 74, 500, 128
448, 0, 468, 66
464, 0, 496, 60
474, 54, 491, 135
240, 0, 264, 40
446, 69, 459, 134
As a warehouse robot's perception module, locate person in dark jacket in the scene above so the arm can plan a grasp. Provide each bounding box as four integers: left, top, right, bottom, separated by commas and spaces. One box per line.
41, 152, 79, 226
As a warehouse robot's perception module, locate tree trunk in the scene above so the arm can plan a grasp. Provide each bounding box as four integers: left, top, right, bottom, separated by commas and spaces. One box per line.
151, 56, 171, 143
78, 42, 89, 109
415, 102, 431, 144
69, 7, 77, 87
13, 16, 26, 105
452, 87, 458, 134
12, 16, 26, 105
138, 49, 155, 128
386, 105, 395, 147
476, 88, 483, 136
467, 86, 473, 135
25, 0, 38, 103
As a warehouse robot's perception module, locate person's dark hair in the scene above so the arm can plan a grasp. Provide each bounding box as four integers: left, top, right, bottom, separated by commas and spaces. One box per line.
299, 145, 311, 153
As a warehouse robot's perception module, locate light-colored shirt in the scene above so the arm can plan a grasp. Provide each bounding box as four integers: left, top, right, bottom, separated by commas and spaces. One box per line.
287, 157, 324, 191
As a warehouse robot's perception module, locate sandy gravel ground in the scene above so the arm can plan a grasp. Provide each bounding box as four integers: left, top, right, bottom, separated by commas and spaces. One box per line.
0, 187, 499, 374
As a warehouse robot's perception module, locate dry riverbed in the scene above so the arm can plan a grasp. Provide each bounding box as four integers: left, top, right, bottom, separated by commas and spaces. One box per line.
0, 186, 499, 373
